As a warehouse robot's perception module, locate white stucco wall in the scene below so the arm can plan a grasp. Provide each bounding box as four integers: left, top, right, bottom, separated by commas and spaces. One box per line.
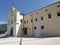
15, 11, 23, 36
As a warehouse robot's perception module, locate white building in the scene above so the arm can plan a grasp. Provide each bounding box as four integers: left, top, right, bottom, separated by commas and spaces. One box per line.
7, 1, 60, 37
7, 7, 24, 37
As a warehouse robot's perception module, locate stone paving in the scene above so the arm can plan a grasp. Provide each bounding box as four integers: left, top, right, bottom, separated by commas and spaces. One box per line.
22, 37, 60, 45
0, 37, 20, 45
0, 37, 60, 45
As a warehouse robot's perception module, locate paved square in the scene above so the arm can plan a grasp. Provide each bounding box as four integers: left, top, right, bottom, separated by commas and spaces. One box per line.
0, 37, 60, 45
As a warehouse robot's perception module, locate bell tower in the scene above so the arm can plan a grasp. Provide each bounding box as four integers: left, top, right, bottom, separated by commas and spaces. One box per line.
7, 7, 24, 36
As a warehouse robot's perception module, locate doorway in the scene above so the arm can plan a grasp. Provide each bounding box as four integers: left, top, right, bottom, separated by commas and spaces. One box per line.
23, 28, 27, 35
24, 29, 27, 35
10, 27, 13, 36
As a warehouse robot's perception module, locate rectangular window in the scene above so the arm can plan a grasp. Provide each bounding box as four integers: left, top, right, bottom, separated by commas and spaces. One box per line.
34, 26, 36, 30
57, 13, 60, 16
41, 25, 44, 29
20, 19, 22, 22
45, 9, 48, 11
48, 14, 51, 18
57, 6, 60, 7
41, 16, 43, 20
35, 18, 37, 22
31, 20, 33, 22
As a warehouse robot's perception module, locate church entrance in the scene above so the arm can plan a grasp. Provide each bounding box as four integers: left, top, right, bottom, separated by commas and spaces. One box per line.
10, 27, 13, 36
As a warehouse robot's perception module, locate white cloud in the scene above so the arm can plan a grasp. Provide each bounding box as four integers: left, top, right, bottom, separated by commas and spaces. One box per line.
0, 21, 7, 25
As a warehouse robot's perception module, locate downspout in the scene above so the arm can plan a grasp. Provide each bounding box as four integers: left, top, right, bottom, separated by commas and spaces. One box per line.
32, 14, 34, 36
23, 15, 24, 36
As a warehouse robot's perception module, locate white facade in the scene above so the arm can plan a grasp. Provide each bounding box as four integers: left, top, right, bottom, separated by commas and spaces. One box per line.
7, 1, 60, 37
7, 7, 23, 36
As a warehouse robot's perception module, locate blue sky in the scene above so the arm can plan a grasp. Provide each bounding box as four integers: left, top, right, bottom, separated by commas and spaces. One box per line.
0, 0, 60, 23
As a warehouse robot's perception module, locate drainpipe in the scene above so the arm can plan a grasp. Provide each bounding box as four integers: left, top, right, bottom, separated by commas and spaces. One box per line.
23, 15, 24, 36
32, 14, 34, 36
